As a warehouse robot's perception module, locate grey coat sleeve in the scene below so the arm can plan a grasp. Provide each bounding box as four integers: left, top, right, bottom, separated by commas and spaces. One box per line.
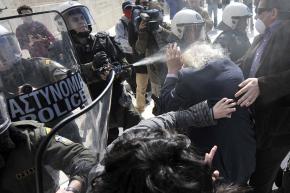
127, 100, 216, 133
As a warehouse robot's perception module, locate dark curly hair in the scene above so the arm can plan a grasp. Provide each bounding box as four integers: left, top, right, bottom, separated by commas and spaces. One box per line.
17, 5, 33, 14
91, 127, 213, 193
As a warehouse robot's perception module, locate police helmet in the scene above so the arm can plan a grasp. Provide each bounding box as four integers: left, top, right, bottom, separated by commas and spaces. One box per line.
56, 1, 95, 34
171, 9, 205, 40
0, 92, 11, 134
0, 25, 22, 72
218, 2, 252, 30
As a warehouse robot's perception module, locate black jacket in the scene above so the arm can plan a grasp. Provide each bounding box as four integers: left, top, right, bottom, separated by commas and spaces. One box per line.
214, 30, 251, 62
160, 58, 255, 184
239, 20, 290, 148
72, 32, 140, 129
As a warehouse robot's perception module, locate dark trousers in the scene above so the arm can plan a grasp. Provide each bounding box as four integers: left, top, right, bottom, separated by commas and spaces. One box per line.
250, 147, 289, 193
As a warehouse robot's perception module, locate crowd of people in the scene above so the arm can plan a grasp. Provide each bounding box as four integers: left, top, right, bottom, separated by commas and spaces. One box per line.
1, 0, 290, 193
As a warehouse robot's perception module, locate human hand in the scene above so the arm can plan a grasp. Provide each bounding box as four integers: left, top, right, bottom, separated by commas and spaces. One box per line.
99, 67, 111, 80
235, 78, 260, 107
166, 43, 182, 75
139, 20, 147, 31
212, 170, 220, 182
213, 98, 236, 119
204, 145, 217, 166
93, 51, 110, 70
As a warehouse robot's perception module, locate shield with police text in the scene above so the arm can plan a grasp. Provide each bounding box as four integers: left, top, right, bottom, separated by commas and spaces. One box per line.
0, 11, 113, 193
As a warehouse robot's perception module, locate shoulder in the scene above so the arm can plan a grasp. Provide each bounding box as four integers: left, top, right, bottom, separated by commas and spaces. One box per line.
11, 120, 48, 144
207, 58, 235, 67
214, 31, 235, 44
15, 24, 25, 32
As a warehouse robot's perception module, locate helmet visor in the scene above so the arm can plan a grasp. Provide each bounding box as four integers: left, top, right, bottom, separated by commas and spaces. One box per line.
0, 34, 21, 72
181, 23, 206, 44
62, 6, 95, 32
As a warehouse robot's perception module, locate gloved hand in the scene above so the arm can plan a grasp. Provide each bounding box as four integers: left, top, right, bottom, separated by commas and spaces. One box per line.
92, 51, 110, 70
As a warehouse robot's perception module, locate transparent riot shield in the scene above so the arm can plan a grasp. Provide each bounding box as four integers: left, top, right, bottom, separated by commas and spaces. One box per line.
0, 11, 113, 193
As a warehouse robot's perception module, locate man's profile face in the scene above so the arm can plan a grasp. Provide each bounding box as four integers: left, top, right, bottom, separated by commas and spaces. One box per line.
256, 0, 276, 27
20, 9, 33, 24
67, 13, 89, 33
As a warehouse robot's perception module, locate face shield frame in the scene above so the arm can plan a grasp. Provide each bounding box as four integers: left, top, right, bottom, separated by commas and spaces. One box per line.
177, 22, 206, 43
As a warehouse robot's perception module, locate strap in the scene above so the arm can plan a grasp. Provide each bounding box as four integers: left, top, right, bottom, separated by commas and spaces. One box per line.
11, 120, 43, 128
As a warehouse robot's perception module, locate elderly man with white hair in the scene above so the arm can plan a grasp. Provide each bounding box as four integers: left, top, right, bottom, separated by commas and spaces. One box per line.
159, 10, 256, 184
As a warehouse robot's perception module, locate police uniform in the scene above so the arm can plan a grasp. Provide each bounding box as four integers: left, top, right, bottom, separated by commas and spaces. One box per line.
0, 58, 82, 143
214, 30, 251, 62
0, 120, 96, 193
0, 58, 67, 96
71, 32, 141, 137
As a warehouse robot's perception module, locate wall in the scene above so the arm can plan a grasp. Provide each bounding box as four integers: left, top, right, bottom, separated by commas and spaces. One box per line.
0, 0, 123, 31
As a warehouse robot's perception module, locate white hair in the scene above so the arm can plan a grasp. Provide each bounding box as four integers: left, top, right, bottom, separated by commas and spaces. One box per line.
182, 42, 227, 69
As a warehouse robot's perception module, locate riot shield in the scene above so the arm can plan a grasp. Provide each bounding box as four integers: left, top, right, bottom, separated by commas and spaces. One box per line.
0, 11, 113, 193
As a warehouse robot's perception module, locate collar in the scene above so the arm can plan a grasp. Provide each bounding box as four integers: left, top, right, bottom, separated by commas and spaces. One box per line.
266, 20, 282, 34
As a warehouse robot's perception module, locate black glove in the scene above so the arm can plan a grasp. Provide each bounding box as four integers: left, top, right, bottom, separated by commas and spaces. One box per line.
92, 51, 110, 70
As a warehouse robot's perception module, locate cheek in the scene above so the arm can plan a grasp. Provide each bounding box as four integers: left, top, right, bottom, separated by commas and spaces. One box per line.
259, 12, 272, 25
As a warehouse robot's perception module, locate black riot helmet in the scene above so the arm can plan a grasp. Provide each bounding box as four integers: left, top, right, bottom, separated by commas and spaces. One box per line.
0, 92, 11, 135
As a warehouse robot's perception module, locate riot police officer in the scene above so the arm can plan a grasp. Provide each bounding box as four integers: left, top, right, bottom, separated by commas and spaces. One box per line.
170, 9, 206, 50
214, 2, 252, 62
0, 92, 96, 193
0, 24, 82, 143
55, 1, 141, 143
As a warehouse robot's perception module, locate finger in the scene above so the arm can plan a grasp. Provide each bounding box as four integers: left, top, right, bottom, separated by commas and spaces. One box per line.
244, 98, 255, 107
216, 98, 228, 106
237, 90, 252, 105
208, 145, 217, 159
238, 79, 251, 87
226, 102, 237, 108
205, 145, 217, 165
224, 98, 234, 105
240, 100, 251, 107
205, 153, 209, 163
235, 85, 249, 98
226, 107, 236, 113
213, 170, 219, 177
212, 170, 220, 182
238, 91, 253, 106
